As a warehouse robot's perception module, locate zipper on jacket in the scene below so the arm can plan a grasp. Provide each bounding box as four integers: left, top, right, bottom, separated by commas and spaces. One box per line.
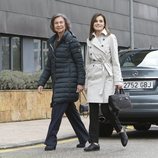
49, 43, 56, 96
49, 43, 56, 58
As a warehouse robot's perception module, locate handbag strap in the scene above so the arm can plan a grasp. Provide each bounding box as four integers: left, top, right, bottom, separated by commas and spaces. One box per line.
114, 88, 125, 94
81, 91, 87, 100
79, 91, 87, 104
119, 88, 125, 94
79, 91, 88, 118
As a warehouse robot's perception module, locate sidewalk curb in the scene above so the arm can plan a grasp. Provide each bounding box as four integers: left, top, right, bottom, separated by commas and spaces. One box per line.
0, 135, 76, 150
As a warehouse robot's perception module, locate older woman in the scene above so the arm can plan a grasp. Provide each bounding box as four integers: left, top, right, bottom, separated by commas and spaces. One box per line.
38, 13, 89, 151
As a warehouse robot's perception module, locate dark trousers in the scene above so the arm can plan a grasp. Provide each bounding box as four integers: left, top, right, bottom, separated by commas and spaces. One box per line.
89, 103, 122, 143
45, 102, 89, 147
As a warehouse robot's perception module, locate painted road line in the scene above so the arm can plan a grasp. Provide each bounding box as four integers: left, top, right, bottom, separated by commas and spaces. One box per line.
0, 126, 135, 153
0, 138, 78, 153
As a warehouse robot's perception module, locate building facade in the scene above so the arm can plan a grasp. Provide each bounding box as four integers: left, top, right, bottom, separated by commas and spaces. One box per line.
0, 0, 158, 73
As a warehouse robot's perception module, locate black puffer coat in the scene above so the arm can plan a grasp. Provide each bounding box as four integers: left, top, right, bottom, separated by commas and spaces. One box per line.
38, 31, 85, 105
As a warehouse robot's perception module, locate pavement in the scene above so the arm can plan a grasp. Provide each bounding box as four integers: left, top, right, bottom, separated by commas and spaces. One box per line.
0, 116, 89, 149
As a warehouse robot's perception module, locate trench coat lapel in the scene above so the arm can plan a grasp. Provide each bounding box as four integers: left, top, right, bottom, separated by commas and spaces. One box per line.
91, 37, 105, 53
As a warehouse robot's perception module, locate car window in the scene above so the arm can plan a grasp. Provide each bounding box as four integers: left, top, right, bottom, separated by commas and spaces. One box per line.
137, 51, 158, 68
119, 50, 158, 69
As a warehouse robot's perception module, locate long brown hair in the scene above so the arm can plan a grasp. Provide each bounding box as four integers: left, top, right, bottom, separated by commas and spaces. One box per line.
50, 13, 71, 33
89, 13, 111, 40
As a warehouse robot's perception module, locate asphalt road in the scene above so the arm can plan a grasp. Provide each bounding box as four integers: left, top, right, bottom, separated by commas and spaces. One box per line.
1, 126, 158, 158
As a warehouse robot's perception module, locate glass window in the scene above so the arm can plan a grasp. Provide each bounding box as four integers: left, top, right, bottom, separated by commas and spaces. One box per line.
80, 44, 85, 59
80, 43, 86, 65
137, 50, 158, 68
120, 50, 158, 69
42, 40, 48, 68
33, 39, 41, 71
0, 36, 10, 70
11, 37, 21, 71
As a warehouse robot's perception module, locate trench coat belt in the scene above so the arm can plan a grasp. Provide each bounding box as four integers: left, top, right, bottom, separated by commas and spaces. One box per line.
91, 60, 108, 95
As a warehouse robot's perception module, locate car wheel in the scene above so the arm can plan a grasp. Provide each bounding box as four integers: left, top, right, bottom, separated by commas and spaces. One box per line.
133, 123, 151, 131
99, 122, 113, 137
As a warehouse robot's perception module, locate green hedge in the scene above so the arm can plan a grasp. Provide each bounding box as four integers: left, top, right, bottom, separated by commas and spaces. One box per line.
0, 70, 51, 90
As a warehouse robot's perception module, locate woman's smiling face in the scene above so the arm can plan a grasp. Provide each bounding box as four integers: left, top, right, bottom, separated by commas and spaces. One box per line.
54, 16, 66, 34
93, 15, 105, 32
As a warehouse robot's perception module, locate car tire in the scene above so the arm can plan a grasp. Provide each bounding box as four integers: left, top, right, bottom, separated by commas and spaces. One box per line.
99, 122, 113, 137
133, 123, 151, 131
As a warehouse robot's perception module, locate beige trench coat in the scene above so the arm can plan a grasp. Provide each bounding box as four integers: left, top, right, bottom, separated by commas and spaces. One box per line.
85, 30, 123, 103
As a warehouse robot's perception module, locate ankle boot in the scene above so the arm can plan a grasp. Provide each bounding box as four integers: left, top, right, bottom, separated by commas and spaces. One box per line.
76, 143, 86, 148
119, 129, 128, 147
44, 145, 56, 151
84, 143, 100, 152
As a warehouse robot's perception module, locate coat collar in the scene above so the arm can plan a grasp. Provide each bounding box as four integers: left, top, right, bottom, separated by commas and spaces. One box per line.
92, 29, 108, 37
48, 30, 73, 44
91, 29, 108, 52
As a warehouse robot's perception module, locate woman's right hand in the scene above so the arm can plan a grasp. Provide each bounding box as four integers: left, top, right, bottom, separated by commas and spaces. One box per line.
38, 86, 43, 94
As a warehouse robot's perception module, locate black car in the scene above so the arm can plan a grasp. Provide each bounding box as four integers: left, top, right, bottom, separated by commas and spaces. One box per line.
99, 48, 158, 137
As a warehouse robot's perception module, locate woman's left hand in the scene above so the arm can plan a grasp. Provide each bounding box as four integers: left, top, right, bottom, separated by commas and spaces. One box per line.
76, 85, 84, 93
115, 83, 123, 90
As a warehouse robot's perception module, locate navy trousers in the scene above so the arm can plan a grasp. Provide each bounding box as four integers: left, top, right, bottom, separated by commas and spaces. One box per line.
45, 102, 89, 147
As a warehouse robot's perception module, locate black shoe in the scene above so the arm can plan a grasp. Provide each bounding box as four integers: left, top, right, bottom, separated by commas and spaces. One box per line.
44, 146, 56, 151
84, 143, 100, 152
76, 143, 86, 148
119, 131, 128, 147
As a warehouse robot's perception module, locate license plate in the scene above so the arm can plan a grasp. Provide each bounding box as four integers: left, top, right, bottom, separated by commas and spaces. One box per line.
124, 80, 154, 89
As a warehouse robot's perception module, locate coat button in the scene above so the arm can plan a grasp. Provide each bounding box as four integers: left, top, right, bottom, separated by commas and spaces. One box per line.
101, 45, 104, 47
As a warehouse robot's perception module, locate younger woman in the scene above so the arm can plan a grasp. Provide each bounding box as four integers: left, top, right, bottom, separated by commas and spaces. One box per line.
84, 13, 128, 152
